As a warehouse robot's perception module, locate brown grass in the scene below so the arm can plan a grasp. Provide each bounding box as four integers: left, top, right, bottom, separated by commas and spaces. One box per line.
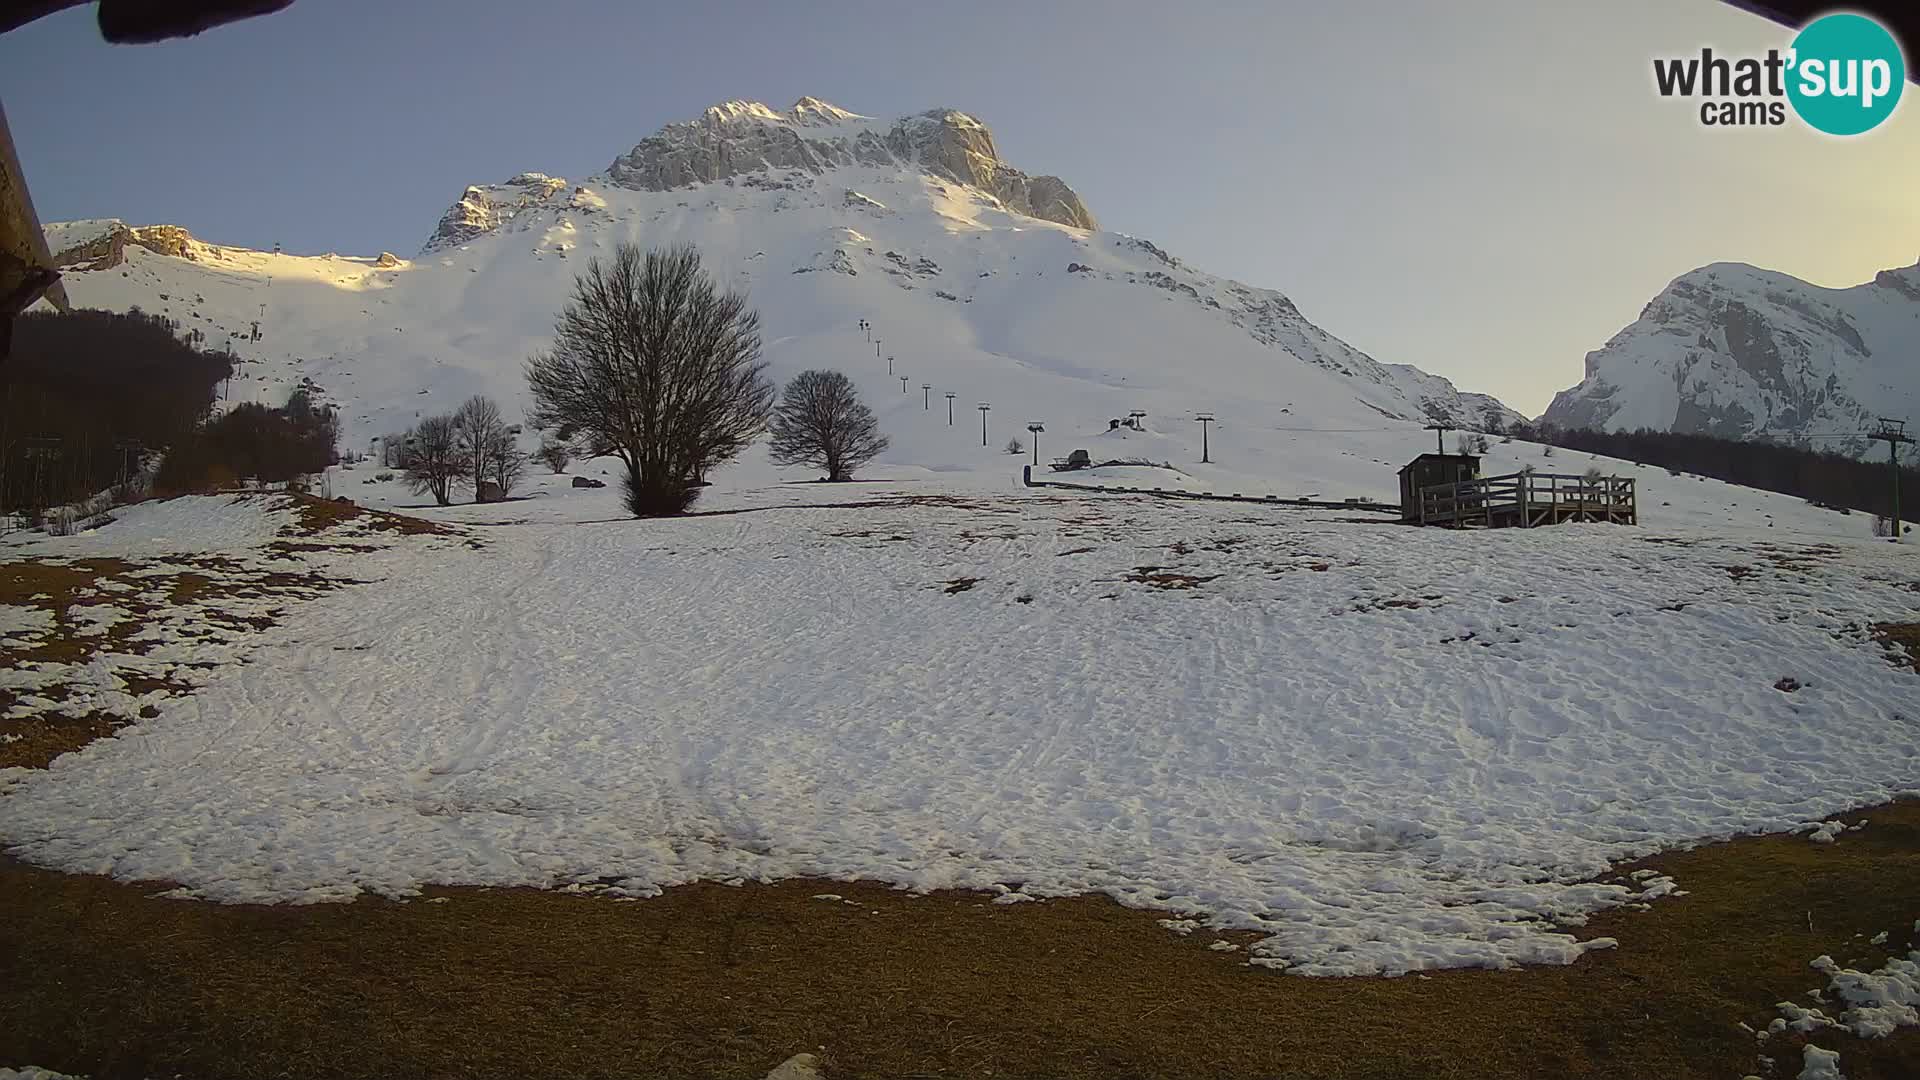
1874, 622, 1920, 671
1125, 566, 1221, 590
0, 552, 340, 770
0, 492, 461, 769
281, 492, 456, 537
0, 804, 1914, 1079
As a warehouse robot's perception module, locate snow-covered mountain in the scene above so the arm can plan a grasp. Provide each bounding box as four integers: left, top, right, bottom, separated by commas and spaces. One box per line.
42, 97, 1520, 487
1540, 259, 1920, 455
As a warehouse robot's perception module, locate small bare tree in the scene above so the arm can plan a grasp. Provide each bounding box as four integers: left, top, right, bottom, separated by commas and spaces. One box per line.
768, 369, 889, 481
536, 438, 571, 474
453, 395, 515, 503
487, 428, 527, 498
402, 414, 464, 506
1005, 437, 1024, 455
527, 243, 773, 516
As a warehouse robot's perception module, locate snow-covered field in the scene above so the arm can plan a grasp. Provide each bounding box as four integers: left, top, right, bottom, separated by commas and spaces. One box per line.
2, 476, 1915, 978
8, 98, 1917, 987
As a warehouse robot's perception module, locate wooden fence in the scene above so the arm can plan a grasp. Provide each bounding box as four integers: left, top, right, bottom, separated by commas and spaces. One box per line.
1416, 471, 1636, 528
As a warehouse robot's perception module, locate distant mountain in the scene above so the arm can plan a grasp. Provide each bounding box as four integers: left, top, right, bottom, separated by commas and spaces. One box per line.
41, 97, 1521, 463
1541, 258, 1920, 456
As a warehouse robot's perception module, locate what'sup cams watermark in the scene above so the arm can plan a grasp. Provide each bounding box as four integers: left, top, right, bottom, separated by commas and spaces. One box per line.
1653, 11, 1905, 134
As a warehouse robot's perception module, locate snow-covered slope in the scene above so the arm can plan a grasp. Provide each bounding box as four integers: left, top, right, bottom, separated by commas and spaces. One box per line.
1541, 259, 1920, 455
41, 97, 1520, 486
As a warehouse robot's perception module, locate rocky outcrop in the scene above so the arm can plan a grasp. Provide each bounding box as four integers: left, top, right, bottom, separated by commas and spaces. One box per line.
47, 220, 126, 270
605, 99, 1096, 231
1541, 258, 1920, 454
421, 173, 569, 254
127, 224, 209, 260
374, 251, 401, 268
46, 220, 224, 270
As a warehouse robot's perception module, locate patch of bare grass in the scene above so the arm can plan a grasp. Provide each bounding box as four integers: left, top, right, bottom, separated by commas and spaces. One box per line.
1, 804, 1912, 1080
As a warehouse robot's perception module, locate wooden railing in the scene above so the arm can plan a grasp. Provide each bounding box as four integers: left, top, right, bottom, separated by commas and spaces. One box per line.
1418, 471, 1635, 527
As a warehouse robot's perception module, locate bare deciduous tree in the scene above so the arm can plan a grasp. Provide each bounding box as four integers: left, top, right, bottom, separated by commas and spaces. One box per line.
401, 414, 464, 506
535, 438, 571, 474
1005, 437, 1024, 455
489, 430, 527, 499
453, 395, 517, 503
767, 369, 889, 482
526, 243, 773, 516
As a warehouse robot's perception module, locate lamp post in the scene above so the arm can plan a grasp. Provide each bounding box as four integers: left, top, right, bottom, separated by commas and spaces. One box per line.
922, 383, 931, 409
945, 392, 957, 425
1195, 413, 1215, 463
978, 402, 991, 446
1027, 422, 1044, 465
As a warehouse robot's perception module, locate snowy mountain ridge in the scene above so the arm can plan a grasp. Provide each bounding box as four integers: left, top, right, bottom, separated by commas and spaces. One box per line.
423, 98, 1098, 254
1541, 257, 1920, 455
40, 96, 1522, 493
603, 97, 1098, 233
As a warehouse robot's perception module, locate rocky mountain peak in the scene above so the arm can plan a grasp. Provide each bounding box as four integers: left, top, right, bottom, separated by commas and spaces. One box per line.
787, 96, 863, 125
602, 99, 1096, 231
1541, 257, 1920, 451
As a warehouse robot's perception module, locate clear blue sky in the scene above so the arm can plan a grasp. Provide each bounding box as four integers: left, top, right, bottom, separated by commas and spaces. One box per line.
3, 0, 1916, 414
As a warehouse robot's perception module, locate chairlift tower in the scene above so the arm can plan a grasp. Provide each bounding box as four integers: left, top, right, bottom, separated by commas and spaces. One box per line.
1869, 418, 1914, 542
945, 392, 957, 425
978, 402, 991, 446
1195, 413, 1216, 463
921, 383, 931, 409
1027, 422, 1045, 465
